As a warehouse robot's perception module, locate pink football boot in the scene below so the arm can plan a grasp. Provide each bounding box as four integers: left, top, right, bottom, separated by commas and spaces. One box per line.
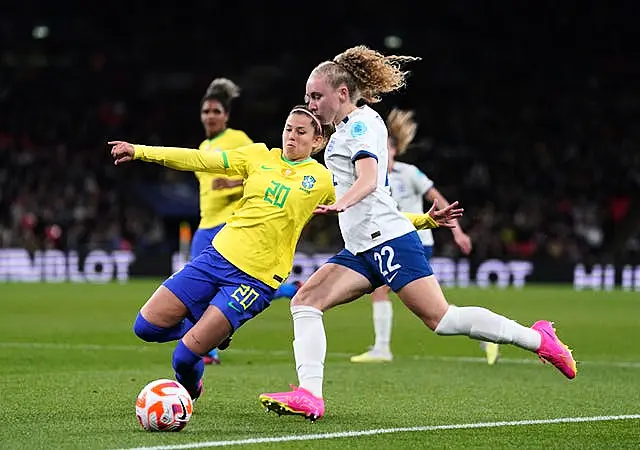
259, 385, 325, 422
532, 320, 577, 379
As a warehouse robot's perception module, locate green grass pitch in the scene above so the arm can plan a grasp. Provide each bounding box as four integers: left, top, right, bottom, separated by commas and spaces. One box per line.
1, 281, 639, 449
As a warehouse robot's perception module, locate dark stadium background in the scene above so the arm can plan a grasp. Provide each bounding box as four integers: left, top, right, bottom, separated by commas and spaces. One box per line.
2, 1, 640, 284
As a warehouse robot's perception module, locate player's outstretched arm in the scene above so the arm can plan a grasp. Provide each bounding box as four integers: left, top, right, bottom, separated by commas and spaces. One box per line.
109, 141, 229, 174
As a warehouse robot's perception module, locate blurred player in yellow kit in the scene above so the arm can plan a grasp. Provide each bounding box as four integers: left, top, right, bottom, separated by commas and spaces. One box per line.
192, 78, 252, 364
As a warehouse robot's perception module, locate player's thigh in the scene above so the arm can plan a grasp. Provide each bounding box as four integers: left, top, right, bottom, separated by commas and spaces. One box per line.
371, 285, 392, 302
181, 305, 232, 356
396, 275, 449, 330
292, 262, 372, 312
140, 286, 189, 328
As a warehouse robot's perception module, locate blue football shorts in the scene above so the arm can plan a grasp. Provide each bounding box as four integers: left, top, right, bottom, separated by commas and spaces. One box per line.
328, 231, 434, 292
164, 244, 274, 331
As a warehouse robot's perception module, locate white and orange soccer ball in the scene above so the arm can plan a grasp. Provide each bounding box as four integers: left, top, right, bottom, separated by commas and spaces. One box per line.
135, 379, 193, 431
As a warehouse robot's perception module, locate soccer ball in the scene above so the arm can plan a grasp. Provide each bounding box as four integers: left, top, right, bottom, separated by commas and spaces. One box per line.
135, 379, 193, 431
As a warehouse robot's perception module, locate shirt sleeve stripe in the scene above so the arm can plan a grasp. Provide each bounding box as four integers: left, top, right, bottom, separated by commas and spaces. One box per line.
351, 150, 378, 162
222, 151, 229, 168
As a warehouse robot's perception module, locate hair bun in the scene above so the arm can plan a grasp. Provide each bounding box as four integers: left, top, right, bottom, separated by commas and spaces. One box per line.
205, 78, 241, 99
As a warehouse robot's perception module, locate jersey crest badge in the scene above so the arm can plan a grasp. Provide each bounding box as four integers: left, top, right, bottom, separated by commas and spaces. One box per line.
301, 175, 316, 190
350, 121, 367, 138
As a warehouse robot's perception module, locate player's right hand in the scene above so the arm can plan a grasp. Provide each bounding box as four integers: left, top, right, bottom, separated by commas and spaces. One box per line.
108, 140, 135, 165
211, 178, 244, 190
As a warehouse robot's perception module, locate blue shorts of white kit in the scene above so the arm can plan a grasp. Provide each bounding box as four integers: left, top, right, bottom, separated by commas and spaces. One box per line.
328, 231, 434, 292
164, 245, 275, 331
190, 223, 225, 259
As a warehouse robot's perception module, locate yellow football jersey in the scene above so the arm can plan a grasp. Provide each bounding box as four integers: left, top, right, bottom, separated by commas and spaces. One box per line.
195, 128, 252, 228
134, 143, 336, 288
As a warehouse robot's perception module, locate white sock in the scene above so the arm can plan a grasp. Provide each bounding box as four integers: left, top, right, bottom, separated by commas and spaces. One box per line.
373, 300, 393, 353
434, 305, 541, 352
291, 305, 325, 398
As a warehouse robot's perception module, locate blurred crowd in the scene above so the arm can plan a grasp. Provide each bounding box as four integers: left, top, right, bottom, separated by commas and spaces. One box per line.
2, 2, 639, 263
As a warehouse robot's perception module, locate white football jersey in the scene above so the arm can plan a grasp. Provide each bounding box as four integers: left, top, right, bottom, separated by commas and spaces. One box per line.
324, 105, 415, 253
389, 161, 435, 246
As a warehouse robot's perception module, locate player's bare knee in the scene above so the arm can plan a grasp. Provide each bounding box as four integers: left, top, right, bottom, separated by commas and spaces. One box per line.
411, 304, 448, 331
290, 284, 322, 308
425, 304, 450, 331
140, 304, 177, 328
422, 315, 441, 331
139, 286, 188, 327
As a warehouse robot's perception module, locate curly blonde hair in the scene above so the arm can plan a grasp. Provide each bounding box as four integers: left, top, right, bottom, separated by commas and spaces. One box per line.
311, 45, 421, 104
386, 108, 418, 155
201, 78, 241, 111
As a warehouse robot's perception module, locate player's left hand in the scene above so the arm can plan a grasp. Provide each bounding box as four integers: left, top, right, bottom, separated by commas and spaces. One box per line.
453, 231, 473, 254
428, 199, 464, 228
313, 203, 346, 215
108, 141, 135, 165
